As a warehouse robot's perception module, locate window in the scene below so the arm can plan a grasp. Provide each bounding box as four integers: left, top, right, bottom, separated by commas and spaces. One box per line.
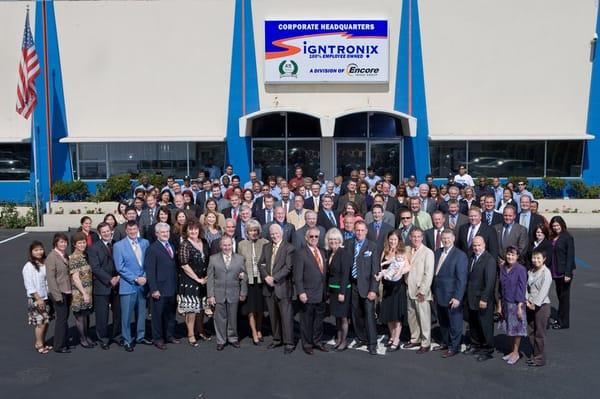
429, 141, 466, 178
189, 143, 225, 178
546, 141, 584, 177
0, 143, 30, 181
334, 113, 368, 138
78, 143, 107, 179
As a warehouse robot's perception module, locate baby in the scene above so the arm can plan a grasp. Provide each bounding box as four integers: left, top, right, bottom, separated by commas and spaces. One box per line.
376, 253, 410, 282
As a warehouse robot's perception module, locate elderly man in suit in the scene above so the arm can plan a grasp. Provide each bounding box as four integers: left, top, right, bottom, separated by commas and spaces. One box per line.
210, 218, 241, 254
495, 205, 529, 264
263, 206, 295, 243
367, 204, 394, 254
144, 222, 179, 350
259, 223, 296, 354
304, 182, 323, 213
457, 207, 499, 260
403, 228, 435, 354
317, 194, 339, 231
293, 211, 325, 251
432, 229, 468, 358
294, 227, 328, 355
113, 221, 151, 352
345, 221, 379, 355
287, 195, 308, 231
207, 235, 248, 351
425, 211, 446, 252
88, 222, 121, 350
418, 184, 437, 215
465, 236, 497, 362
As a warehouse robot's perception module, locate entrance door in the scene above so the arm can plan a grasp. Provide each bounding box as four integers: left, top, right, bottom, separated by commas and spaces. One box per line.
335, 142, 367, 178
370, 142, 401, 185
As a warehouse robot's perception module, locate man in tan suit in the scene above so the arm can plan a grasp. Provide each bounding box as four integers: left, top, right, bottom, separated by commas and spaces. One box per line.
287, 195, 308, 230
402, 227, 435, 354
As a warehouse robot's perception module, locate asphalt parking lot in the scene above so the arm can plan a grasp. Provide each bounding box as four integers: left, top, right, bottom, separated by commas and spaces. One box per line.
0, 229, 599, 399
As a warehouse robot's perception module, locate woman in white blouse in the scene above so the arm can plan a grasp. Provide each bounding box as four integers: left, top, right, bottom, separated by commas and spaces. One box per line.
22, 241, 53, 354
526, 249, 553, 367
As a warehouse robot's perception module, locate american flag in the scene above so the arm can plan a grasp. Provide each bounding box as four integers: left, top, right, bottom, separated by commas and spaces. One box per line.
16, 9, 40, 120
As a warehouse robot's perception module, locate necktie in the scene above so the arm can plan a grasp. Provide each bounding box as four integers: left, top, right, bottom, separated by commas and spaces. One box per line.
149, 209, 154, 225
314, 197, 319, 212
224, 254, 231, 268
165, 242, 174, 258
352, 241, 362, 279
106, 242, 112, 256
435, 250, 448, 275
312, 248, 323, 273
435, 229, 442, 249
375, 222, 381, 239
270, 243, 279, 274
421, 198, 426, 211
233, 208, 238, 220
266, 209, 272, 223
132, 240, 142, 265
486, 212, 492, 225
502, 224, 510, 247
467, 226, 476, 247
328, 211, 336, 226
470, 255, 477, 272
450, 215, 457, 230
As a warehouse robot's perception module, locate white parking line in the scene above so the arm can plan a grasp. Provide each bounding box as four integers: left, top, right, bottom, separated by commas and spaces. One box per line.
0, 231, 28, 244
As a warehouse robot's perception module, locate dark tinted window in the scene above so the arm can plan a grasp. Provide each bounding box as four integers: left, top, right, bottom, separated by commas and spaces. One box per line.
287, 112, 321, 137
334, 113, 368, 138
251, 113, 285, 138
547, 140, 583, 177
0, 143, 30, 181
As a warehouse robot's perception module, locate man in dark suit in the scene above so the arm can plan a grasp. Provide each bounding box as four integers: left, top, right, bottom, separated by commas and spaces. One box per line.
255, 194, 276, 226
444, 200, 468, 233
138, 194, 159, 240
482, 194, 503, 227
381, 181, 402, 216
144, 222, 179, 350
495, 205, 529, 263
317, 194, 339, 231
275, 187, 293, 216
294, 227, 328, 354
258, 224, 296, 354
425, 211, 446, 251
233, 205, 252, 241
113, 207, 139, 242
207, 236, 248, 350
433, 229, 468, 358
367, 204, 394, 254
222, 194, 242, 222
398, 209, 416, 245
465, 236, 497, 362
195, 179, 212, 213
365, 194, 396, 227
345, 221, 379, 355
262, 207, 295, 243
517, 194, 545, 241
88, 222, 121, 349
304, 182, 323, 213
210, 218, 241, 254
293, 211, 325, 251
457, 207, 499, 260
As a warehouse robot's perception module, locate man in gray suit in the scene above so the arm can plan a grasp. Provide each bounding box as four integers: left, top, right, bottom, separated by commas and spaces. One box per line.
495, 205, 529, 264
259, 224, 296, 354
292, 211, 325, 250
419, 184, 437, 215
364, 194, 396, 227
138, 194, 158, 240
445, 200, 468, 233
207, 236, 248, 351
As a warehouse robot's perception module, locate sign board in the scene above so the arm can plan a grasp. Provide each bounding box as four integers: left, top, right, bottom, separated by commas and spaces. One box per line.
264, 20, 389, 84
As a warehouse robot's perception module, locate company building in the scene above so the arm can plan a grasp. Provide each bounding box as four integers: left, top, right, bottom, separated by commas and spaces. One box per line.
1, 0, 599, 203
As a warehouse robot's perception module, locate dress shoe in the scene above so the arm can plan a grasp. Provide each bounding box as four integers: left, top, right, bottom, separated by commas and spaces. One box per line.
80, 342, 94, 349
283, 345, 295, 354
400, 342, 420, 350
354, 341, 367, 349
137, 338, 153, 345
442, 350, 458, 358
54, 347, 71, 354
230, 341, 240, 349
368, 347, 378, 355
314, 344, 329, 353
100, 343, 110, 350
433, 344, 448, 352
154, 342, 167, 350
216, 344, 225, 351
167, 338, 181, 344
416, 346, 430, 354
476, 352, 493, 362
552, 324, 568, 330
124, 344, 134, 352
303, 347, 314, 355
268, 342, 283, 349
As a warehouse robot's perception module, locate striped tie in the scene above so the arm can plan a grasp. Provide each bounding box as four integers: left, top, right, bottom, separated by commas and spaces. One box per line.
352, 241, 361, 278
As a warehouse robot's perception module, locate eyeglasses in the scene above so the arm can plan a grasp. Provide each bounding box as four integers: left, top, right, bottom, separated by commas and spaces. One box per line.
308, 235, 320, 238
401, 216, 412, 220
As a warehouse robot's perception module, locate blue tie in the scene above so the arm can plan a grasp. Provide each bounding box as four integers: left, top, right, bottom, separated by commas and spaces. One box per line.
352, 241, 362, 279
486, 212, 492, 225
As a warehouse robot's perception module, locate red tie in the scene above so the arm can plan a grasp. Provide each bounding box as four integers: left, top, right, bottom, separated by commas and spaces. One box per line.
312, 248, 324, 273
165, 242, 174, 258
233, 208, 238, 220
435, 230, 442, 249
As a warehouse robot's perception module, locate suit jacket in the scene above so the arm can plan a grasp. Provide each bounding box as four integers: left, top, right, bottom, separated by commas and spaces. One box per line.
304, 196, 322, 212
552, 233, 576, 277
292, 225, 326, 251
459, 198, 477, 215
367, 221, 394, 254
207, 252, 248, 303
343, 238, 379, 298
419, 197, 437, 215
364, 210, 396, 228
45, 250, 71, 302
258, 241, 295, 299
113, 237, 149, 295
237, 238, 269, 283
382, 195, 402, 217
337, 193, 367, 215
517, 212, 545, 241
88, 240, 117, 296
195, 190, 211, 211
424, 227, 445, 252
317, 208, 339, 231
144, 241, 178, 297
287, 209, 308, 230
406, 245, 435, 300
327, 248, 351, 290
433, 246, 468, 307
138, 207, 159, 238
294, 246, 328, 303
262, 222, 295, 243
466, 250, 497, 310
444, 213, 468, 232
112, 222, 128, 242
398, 225, 417, 246
525, 238, 553, 269
482, 210, 503, 227
255, 207, 276, 226
457, 223, 500, 260
210, 236, 242, 255
495, 222, 529, 261
222, 206, 241, 221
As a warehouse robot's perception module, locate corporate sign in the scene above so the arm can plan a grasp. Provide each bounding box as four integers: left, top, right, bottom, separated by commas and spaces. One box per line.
264, 20, 389, 84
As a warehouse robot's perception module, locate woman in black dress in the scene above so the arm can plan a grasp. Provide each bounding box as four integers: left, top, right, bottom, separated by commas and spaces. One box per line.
177, 220, 211, 346
525, 223, 553, 269
377, 230, 410, 351
549, 216, 576, 330
237, 219, 268, 345
325, 228, 351, 351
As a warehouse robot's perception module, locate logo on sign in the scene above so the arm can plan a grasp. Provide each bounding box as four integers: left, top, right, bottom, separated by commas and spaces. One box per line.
279, 60, 299, 78
345, 63, 380, 77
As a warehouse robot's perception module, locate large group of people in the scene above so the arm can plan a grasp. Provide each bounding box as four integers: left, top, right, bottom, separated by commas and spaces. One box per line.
22, 164, 576, 366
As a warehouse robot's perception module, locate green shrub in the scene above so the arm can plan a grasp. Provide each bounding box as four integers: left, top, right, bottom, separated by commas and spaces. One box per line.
0, 203, 36, 228
585, 185, 600, 199
531, 186, 544, 199
147, 174, 165, 190
52, 180, 89, 201
94, 173, 133, 201
543, 177, 566, 190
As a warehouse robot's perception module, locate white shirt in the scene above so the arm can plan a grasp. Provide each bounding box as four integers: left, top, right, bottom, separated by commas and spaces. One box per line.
22, 261, 48, 300
454, 173, 475, 187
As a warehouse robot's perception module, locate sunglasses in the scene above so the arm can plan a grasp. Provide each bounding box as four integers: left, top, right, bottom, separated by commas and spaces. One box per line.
401, 216, 412, 220
308, 235, 320, 238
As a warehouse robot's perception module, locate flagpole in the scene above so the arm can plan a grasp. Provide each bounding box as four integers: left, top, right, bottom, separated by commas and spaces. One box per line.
31, 115, 41, 226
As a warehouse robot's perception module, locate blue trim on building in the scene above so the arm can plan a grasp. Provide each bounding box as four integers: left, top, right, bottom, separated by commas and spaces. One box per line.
395, 0, 430, 182
0, 181, 35, 204
583, 7, 600, 185
225, 0, 260, 181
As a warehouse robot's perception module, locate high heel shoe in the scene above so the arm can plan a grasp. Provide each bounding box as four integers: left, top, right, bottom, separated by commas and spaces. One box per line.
187, 336, 199, 347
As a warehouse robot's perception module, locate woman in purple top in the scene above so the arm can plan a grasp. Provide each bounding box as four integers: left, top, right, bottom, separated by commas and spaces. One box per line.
499, 246, 528, 365
549, 216, 576, 330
